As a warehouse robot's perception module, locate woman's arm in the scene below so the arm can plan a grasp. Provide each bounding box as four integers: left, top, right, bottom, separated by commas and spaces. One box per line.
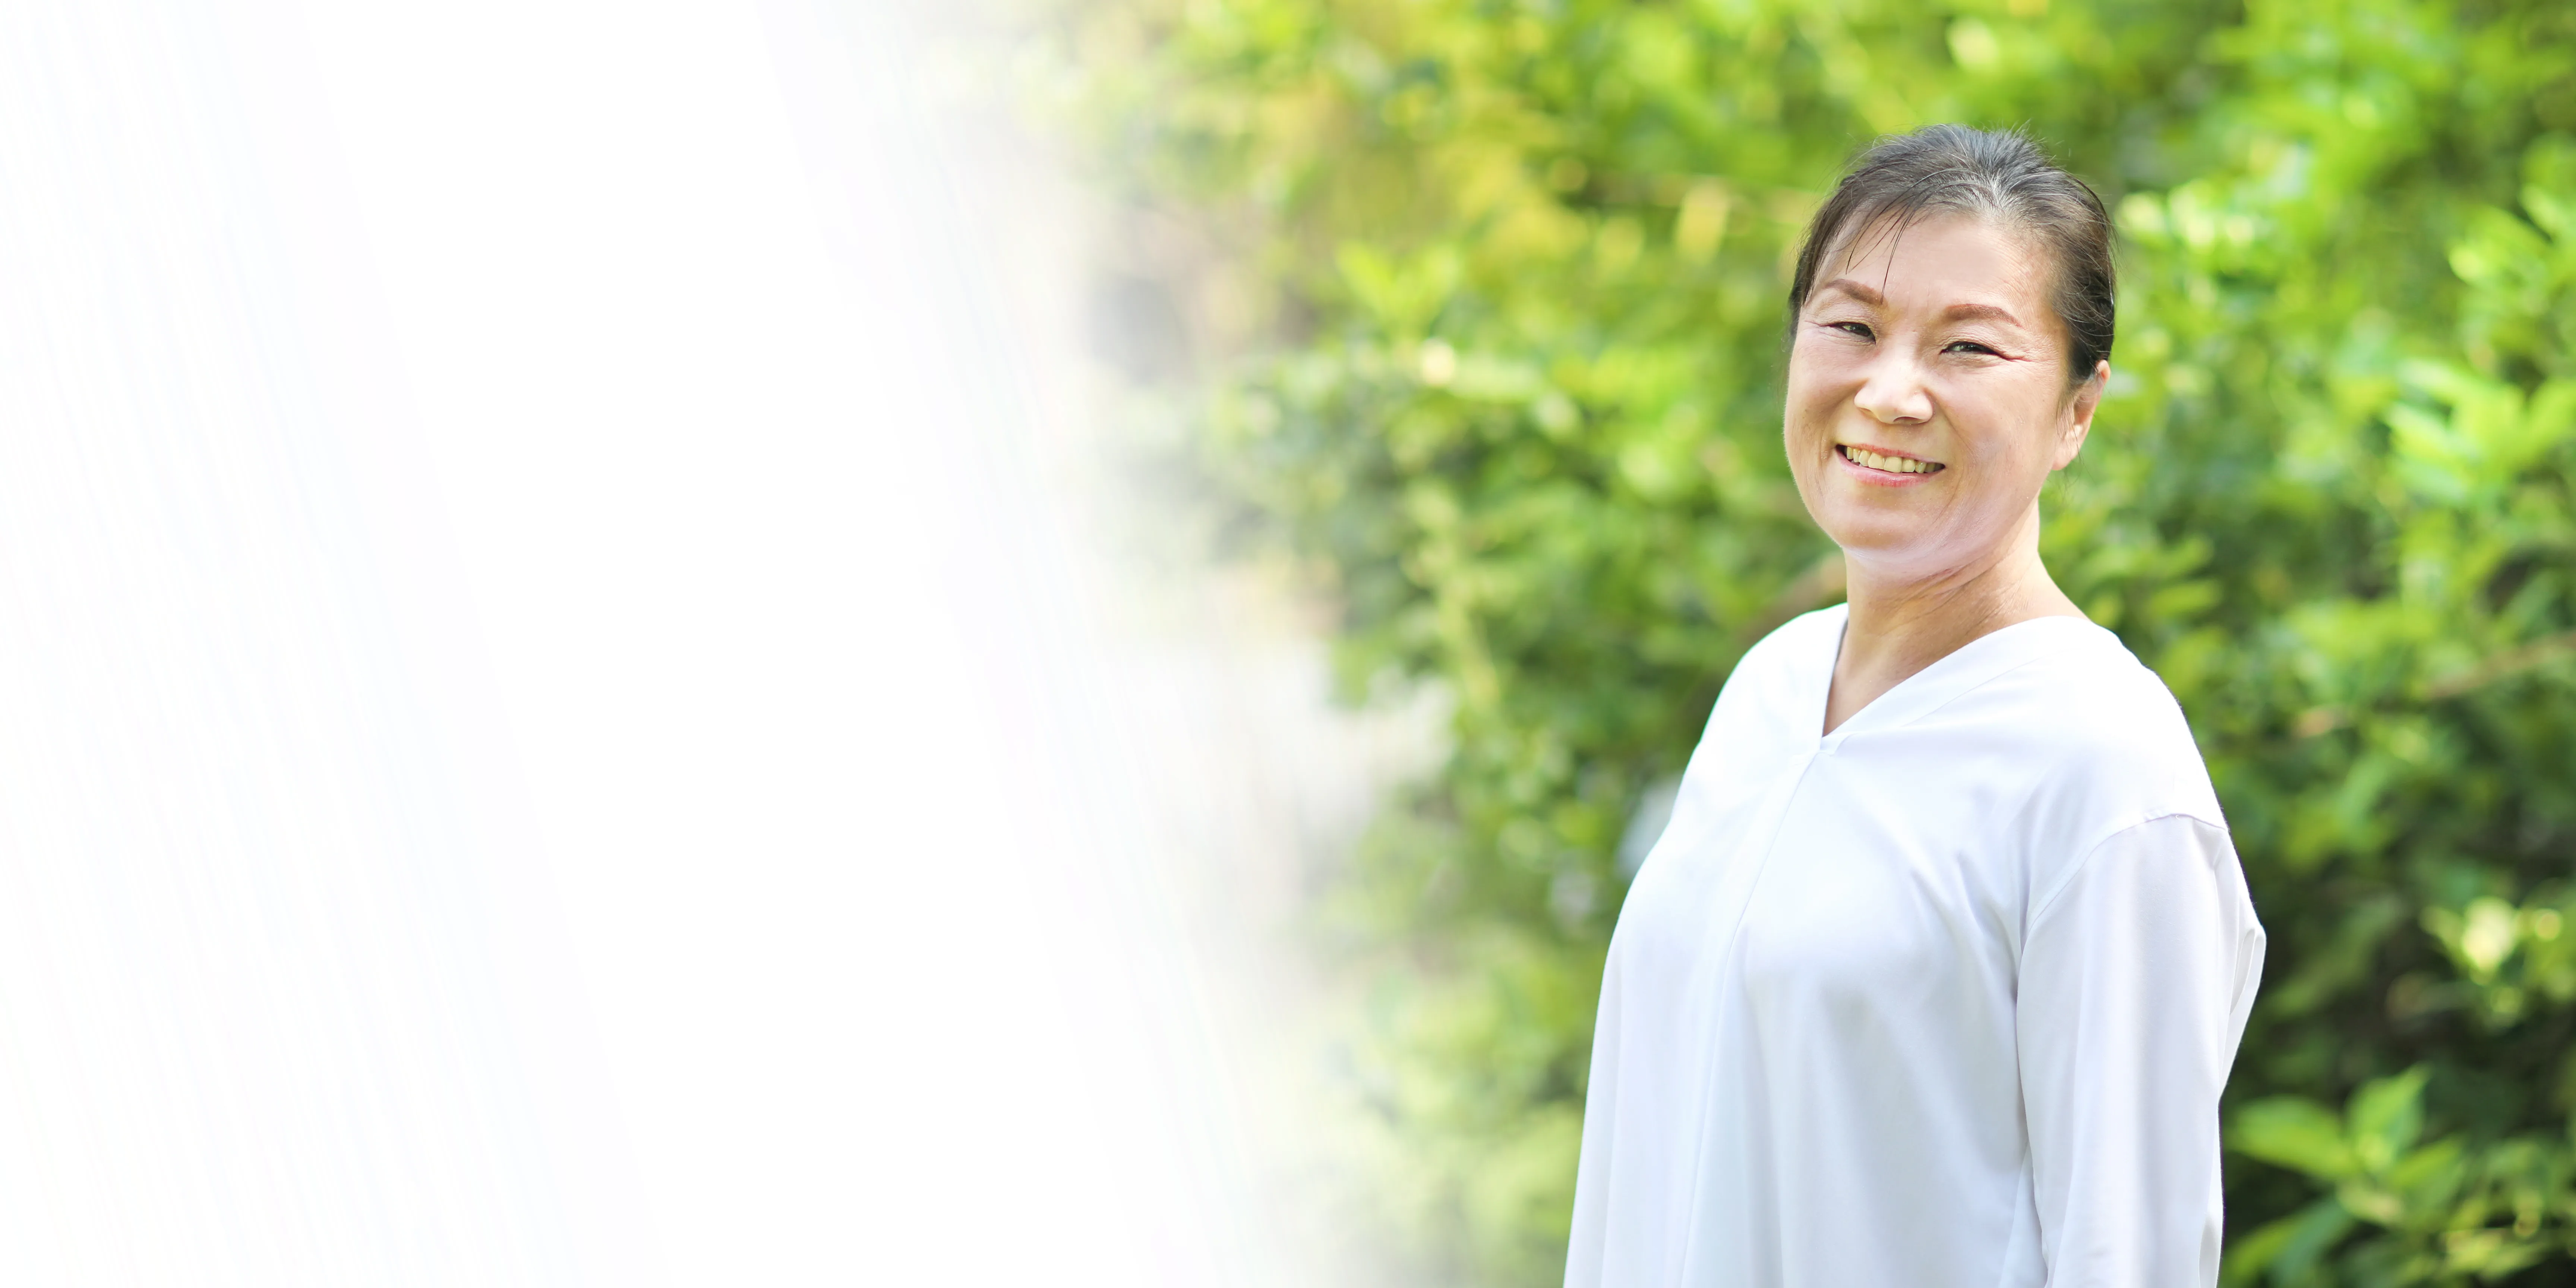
2017, 814, 2266, 1288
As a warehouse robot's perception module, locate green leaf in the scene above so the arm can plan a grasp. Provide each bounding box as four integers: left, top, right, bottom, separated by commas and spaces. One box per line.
2231, 1098, 2361, 1181
2222, 1198, 2355, 1287
2347, 1067, 2429, 1174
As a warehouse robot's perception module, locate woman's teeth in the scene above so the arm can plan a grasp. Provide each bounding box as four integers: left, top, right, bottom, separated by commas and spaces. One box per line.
1838, 444, 1940, 474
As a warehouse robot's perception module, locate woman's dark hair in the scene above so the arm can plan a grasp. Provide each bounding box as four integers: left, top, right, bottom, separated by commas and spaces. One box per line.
1788, 124, 2116, 384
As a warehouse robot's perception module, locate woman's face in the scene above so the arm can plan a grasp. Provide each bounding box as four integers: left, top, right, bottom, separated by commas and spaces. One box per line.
1783, 212, 2103, 580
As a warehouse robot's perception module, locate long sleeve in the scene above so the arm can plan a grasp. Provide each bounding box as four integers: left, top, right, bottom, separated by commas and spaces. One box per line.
2017, 814, 2266, 1288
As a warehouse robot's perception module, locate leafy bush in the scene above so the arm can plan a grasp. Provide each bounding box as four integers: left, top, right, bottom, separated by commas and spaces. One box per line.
1048, 0, 2576, 1281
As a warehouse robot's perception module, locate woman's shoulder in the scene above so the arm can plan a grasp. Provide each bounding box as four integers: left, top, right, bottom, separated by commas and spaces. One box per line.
1748, 601, 1849, 656
1970, 624, 2226, 831
1700, 603, 1846, 729
1731, 603, 1849, 687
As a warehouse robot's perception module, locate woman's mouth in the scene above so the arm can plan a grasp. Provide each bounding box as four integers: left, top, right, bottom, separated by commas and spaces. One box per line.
1835, 443, 1944, 476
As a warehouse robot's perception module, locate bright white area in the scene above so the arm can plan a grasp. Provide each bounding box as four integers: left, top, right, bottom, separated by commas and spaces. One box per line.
0, 1, 657, 1282
0, 0, 1437, 1280
294, 0, 1238, 1284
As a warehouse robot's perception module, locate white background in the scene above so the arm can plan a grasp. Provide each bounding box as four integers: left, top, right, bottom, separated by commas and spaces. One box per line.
0, 1, 1417, 1283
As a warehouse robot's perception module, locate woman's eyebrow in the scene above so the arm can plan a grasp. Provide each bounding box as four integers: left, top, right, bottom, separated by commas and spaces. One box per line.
1812, 277, 1885, 306
1815, 280, 2022, 328
1943, 302, 2023, 326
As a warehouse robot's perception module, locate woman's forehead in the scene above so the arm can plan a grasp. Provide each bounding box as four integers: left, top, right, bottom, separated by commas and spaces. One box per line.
1815, 210, 2048, 307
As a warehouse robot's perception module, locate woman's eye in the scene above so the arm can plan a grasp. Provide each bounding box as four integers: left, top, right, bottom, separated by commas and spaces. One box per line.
1945, 340, 1999, 356
1829, 321, 1874, 340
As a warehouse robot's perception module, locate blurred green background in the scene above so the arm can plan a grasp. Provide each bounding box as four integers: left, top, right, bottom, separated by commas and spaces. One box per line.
1042, 0, 2576, 1282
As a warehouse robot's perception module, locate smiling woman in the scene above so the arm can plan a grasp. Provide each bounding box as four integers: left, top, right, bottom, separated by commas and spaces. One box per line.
1565, 126, 2267, 1288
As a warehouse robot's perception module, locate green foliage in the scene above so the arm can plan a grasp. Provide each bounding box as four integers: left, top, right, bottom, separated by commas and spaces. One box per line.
1046, 0, 2576, 1281
2227, 1067, 2569, 1285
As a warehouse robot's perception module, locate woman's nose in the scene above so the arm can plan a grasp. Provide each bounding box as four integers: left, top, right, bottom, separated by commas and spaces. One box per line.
1853, 356, 1933, 425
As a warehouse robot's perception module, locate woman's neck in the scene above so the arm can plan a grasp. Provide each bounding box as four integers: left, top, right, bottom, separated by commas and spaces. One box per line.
1822, 505, 2083, 735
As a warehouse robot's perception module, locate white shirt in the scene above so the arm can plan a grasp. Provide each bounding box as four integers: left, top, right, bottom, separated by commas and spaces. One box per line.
1566, 605, 2265, 1288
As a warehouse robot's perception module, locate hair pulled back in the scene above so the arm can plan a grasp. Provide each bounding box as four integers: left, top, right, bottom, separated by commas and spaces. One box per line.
1789, 124, 2116, 383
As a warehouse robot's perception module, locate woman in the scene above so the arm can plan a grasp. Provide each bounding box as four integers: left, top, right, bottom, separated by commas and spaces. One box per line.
1565, 126, 2266, 1287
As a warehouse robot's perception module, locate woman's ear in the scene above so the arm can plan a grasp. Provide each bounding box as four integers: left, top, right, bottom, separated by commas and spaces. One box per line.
2053, 360, 2109, 469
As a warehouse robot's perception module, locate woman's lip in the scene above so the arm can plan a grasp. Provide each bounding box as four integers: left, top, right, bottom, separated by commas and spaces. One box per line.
1836, 442, 1942, 468
1832, 443, 1942, 485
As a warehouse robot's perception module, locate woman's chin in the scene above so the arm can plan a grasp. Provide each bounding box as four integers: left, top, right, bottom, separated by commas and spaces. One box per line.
1816, 502, 1932, 547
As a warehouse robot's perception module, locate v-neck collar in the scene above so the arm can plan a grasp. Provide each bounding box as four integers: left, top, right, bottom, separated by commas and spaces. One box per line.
1805, 603, 2111, 751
